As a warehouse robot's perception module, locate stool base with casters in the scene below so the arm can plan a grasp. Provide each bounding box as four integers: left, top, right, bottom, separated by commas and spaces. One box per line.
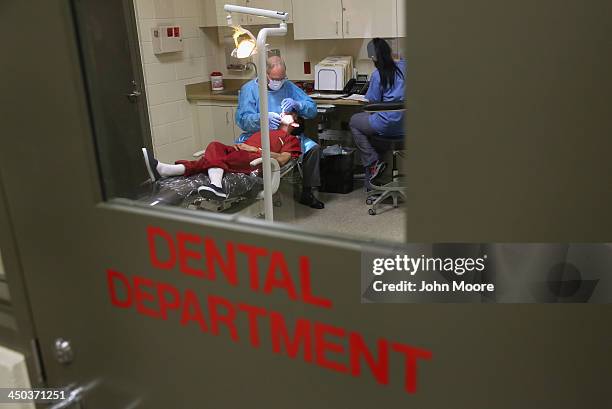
367, 150, 406, 215
361, 102, 406, 216
367, 181, 407, 215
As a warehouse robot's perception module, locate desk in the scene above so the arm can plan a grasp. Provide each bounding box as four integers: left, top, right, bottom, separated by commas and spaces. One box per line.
185, 81, 367, 107
308, 95, 366, 107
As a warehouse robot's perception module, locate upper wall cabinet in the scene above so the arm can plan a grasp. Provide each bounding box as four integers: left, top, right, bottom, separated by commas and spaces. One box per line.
293, 0, 343, 40
200, 0, 292, 27
341, 0, 397, 39
293, 0, 397, 40
200, 0, 246, 27
243, 0, 293, 24
200, 0, 232, 27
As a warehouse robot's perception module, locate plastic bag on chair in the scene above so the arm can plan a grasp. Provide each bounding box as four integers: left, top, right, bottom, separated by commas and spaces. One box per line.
142, 172, 264, 207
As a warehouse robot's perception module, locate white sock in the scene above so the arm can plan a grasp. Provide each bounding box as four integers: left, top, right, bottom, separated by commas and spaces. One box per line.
208, 167, 224, 188
157, 162, 185, 177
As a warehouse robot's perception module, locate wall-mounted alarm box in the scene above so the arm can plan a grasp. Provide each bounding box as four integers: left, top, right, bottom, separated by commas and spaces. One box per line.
151, 26, 183, 54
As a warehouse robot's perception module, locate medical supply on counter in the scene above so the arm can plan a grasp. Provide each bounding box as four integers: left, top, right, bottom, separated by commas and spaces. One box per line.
314, 56, 354, 91
309, 92, 346, 100
210, 72, 224, 91
343, 93, 369, 102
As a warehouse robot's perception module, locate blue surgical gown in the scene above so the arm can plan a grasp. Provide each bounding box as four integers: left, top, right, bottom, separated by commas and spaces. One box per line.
365, 59, 406, 137
235, 79, 318, 153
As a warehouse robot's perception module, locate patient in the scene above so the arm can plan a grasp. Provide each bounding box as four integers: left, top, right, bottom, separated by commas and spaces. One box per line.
142, 113, 302, 200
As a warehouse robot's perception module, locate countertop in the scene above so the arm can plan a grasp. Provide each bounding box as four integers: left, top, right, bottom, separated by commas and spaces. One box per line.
185, 80, 366, 106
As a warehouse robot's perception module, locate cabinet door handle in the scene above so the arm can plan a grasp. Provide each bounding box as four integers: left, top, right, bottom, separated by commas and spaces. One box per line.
336, 21, 339, 35
346, 20, 349, 34
225, 112, 229, 125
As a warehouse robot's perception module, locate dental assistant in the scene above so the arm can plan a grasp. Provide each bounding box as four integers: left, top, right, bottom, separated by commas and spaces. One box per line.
236, 56, 324, 209
350, 38, 406, 188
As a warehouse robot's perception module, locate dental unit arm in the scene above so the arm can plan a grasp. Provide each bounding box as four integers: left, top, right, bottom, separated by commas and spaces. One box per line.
224, 4, 289, 222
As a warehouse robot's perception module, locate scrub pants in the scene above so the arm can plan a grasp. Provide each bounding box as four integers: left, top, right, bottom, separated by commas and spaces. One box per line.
349, 112, 389, 167
176, 141, 255, 176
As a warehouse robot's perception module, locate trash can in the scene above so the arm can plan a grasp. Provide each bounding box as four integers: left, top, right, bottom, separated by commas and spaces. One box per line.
320, 146, 355, 194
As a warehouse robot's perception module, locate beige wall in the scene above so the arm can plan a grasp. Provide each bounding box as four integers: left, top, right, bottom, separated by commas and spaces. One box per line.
134, 0, 218, 161
133, 0, 403, 161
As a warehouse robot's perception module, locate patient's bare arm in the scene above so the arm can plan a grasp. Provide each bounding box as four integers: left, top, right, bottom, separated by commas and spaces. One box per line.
270, 152, 291, 167
234, 143, 259, 152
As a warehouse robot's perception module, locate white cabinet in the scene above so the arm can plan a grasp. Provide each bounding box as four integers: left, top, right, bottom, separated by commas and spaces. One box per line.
199, 0, 218, 27
293, 0, 343, 40
397, 0, 405, 37
200, 0, 246, 27
244, 0, 293, 24
195, 103, 243, 148
293, 0, 397, 40
341, 0, 397, 39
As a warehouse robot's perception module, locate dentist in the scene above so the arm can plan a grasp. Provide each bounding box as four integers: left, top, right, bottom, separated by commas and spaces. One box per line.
235, 55, 324, 209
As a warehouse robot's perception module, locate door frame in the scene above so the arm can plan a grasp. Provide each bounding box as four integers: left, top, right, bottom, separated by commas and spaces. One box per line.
120, 0, 152, 154
0, 0, 390, 390
2, 1, 612, 408
70, 0, 153, 200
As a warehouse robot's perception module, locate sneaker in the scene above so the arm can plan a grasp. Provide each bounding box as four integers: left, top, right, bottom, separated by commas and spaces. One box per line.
364, 160, 386, 190
198, 183, 227, 200
142, 147, 161, 182
366, 160, 387, 182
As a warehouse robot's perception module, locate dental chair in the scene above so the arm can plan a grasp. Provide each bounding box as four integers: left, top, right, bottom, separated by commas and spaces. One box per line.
140, 156, 296, 217
192, 157, 293, 213
189, 149, 299, 211
363, 102, 406, 216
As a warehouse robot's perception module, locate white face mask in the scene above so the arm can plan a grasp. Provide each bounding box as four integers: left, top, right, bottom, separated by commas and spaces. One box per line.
268, 78, 285, 91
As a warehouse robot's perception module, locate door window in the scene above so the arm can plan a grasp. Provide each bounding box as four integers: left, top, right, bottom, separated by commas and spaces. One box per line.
79, 0, 406, 244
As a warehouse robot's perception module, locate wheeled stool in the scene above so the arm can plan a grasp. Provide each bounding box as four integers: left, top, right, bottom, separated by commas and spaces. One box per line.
362, 102, 406, 215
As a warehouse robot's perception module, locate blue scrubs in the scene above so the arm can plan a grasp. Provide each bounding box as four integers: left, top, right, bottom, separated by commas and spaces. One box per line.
235, 79, 318, 153
365, 59, 406, 137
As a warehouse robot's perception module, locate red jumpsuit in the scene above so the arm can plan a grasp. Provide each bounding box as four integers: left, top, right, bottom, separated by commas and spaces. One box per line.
176, 130, 301, 176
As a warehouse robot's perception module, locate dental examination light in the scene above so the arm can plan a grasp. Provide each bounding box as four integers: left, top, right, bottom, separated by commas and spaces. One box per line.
230, 25, 256, 58
224, 4, 289, 222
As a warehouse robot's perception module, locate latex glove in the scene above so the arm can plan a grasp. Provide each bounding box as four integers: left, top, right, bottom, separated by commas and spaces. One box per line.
268, 112, 282, 130
281, 98, 300, 113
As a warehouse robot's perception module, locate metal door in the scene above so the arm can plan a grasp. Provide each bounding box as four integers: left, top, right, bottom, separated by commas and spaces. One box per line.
72, 0, 152, 199
1, 1, 611, 408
